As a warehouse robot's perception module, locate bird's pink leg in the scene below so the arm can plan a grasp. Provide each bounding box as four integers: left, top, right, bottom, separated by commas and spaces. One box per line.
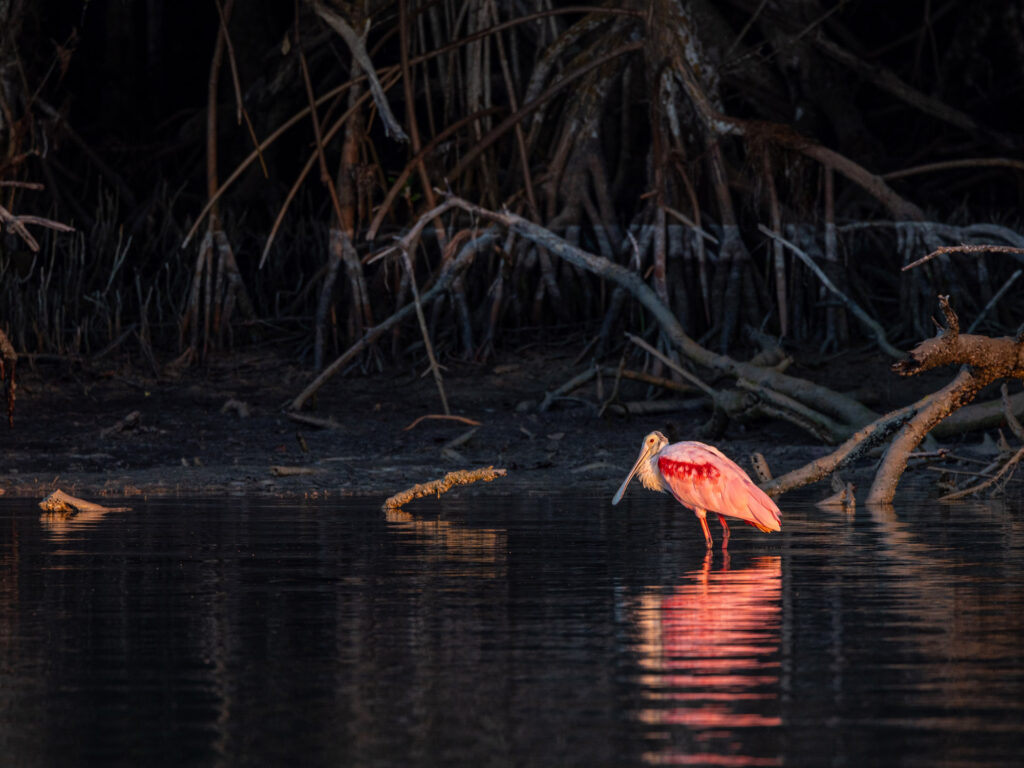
696, 509, 713, 548
718, 514, 731, 549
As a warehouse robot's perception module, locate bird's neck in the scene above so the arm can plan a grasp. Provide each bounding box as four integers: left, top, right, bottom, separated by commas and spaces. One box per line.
638, 454, 667, 493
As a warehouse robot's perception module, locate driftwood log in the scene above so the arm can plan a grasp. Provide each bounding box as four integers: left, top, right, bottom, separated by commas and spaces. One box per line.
38, 489, 132, 515
384, 466, 507, 511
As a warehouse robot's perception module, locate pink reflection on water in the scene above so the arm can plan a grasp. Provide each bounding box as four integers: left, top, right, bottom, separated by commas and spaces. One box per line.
634, 552, 782, 766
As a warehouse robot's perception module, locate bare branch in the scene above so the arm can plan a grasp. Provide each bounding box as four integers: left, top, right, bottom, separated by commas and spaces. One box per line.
309, 0, 409, 142
903, 243, 1024, 271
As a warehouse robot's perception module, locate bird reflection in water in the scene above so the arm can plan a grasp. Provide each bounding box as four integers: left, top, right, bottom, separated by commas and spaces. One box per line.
633, 552, 782, 766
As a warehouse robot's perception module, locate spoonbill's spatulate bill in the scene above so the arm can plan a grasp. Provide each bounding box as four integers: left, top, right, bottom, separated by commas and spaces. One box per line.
612, 431, 781, 548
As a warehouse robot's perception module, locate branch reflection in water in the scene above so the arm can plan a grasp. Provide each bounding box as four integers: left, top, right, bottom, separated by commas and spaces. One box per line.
40, 506, 119, 554
632, 552, 782, 766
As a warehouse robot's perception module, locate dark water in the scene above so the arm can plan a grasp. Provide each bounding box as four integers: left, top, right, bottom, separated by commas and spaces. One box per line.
1, 494, 1022, 767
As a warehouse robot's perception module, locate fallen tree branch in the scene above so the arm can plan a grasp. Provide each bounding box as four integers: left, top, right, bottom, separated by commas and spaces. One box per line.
437, 194, 877, 437
383, 466, 507, 510
763, 402, 917, 497
933, 390, 1024, 437
625, 333, 717, 398
867, 295, 1024, 504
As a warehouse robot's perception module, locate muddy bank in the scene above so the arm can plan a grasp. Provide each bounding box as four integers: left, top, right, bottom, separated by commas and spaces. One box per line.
1, 349, 948, 503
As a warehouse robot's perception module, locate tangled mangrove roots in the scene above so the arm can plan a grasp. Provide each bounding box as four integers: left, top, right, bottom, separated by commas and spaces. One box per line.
3, 0, 1024, 392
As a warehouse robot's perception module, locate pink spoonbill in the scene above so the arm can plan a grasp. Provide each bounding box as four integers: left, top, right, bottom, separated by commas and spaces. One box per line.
612, 431, 781, 548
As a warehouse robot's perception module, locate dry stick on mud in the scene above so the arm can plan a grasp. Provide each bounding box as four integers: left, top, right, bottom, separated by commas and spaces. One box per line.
383, 467, 507, 511
435, 194, 877, 439
404, 415, 482, 431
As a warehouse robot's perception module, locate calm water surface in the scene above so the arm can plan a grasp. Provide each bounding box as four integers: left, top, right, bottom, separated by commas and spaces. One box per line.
1, 494, 1022, 766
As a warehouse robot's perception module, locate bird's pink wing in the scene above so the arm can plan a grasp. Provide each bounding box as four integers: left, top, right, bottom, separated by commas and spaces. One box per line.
657, 442, 781, 532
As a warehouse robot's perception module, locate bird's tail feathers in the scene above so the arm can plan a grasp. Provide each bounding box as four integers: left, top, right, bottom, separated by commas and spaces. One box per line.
747, 485, 782, 532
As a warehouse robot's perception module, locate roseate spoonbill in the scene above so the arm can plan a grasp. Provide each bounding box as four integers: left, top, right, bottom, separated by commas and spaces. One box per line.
612, 431, 781, 548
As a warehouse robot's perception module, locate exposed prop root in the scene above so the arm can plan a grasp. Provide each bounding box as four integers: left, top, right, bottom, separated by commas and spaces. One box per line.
383, 466, 507, 511
38, 489, 131, 516
758, 224, 903, 358
290, 226, 499, 411
431, 193, 876, 439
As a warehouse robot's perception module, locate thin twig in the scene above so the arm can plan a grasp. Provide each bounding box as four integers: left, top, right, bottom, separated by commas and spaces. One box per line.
903, 244, 1024, 272
402, 248, 449, 414
404, 414, 481, 430
625, 333, 717, 398
967, 269, 1022, 333
940, 444, 1024, 500
883, 157, 1024, 180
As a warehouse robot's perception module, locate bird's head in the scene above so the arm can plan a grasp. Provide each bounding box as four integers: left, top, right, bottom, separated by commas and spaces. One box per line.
611, 431, 669, 505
